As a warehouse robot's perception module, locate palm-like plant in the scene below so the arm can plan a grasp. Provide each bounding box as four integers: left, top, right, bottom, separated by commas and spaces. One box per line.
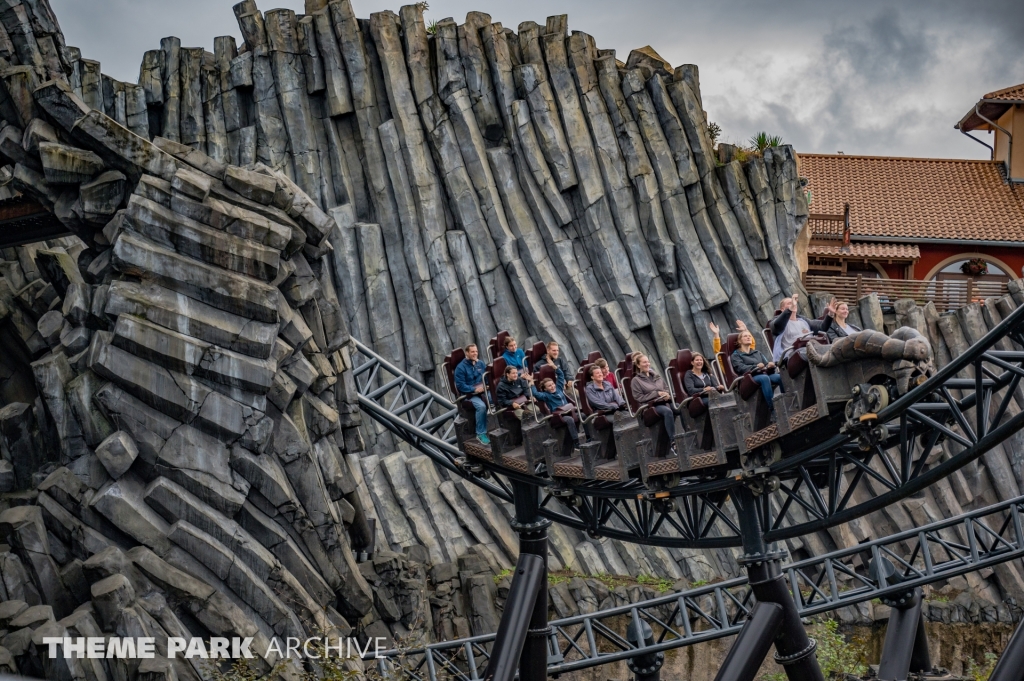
426, 19, 439, 35
749, 131, 783, 152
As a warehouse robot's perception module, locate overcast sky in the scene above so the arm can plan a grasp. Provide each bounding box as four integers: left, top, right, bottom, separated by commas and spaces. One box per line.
50, 0, 1024, 159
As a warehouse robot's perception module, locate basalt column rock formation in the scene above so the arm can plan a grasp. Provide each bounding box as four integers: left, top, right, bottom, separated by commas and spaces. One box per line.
15, 0, 1017, 676
54, 1, 807, 378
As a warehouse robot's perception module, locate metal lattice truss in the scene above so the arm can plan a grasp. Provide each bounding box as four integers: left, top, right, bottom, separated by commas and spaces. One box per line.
353, 303, 1024, 548
370, 493, 1024, 679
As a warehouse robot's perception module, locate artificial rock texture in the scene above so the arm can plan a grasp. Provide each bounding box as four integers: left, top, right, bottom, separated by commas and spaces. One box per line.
62, 0, 810, 383
0, 1, 1019, 679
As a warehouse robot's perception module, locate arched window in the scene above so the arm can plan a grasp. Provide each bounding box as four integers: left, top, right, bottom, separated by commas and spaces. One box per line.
925, 253, 1018, 284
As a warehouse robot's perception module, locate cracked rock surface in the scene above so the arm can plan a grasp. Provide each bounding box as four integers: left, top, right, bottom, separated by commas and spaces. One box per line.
0, 2, 1018, 679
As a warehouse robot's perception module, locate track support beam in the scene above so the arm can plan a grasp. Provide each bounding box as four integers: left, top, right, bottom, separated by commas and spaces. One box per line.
714, 602, 784, 681
511, 481, 551, 681
736, 486, 825, 681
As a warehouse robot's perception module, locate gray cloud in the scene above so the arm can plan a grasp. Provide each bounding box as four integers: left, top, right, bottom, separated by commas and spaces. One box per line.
50, 0, 1024, 159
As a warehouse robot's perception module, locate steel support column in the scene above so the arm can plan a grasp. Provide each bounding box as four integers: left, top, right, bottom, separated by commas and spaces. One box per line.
512, 480, 551, 681
735, 487, 825, 681
714, 602, 785, 681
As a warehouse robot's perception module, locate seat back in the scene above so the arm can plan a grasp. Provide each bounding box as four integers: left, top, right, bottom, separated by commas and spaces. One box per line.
666, 349, 693, 403
615, 353, 636, 392
488, 357, 507, 408
528, 341, 547, 370
718, 333, 741, 385
488, 330, 510, 363
763, 311, 780, 353
622, 375, 642, 415
442, 348, 467, 400
586, 351, 602, 365
575, 365, 594, 416
536, 363, 557, 387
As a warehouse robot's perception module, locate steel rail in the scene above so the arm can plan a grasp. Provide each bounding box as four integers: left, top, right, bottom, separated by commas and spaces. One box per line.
370, 492, 1024, 679
352, 301, 1024, 547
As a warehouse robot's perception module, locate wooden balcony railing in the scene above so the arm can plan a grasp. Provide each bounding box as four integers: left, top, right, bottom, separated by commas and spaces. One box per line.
803, 274, 1009, 313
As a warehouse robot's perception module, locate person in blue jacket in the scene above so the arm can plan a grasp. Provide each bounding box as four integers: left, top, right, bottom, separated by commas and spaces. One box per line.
501, 336, 532, 379
534, 341, 569, 393
532, 377, 580, 450
454, 343, 490, 445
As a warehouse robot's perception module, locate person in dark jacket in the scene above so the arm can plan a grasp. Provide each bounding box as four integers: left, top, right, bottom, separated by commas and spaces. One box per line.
585, 364, 625, 412
533, 341, 569, 393
684, 353, 725, 406
631, 353, 680, 445
731, 331, 784, 409
454, 344, 490, 445
501, 336, 531, 378
533, 377, 580, 449
770, 293, 836, 363
826, 301, 861, 342
496, 366, 537, 420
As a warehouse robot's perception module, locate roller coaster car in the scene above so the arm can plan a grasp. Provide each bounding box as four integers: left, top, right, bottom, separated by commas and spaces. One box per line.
616, 355, 685, 488
723, 324, 934, 462
665, 350, 733, 475
557, 359, 626, 481
531, 383, 585, 482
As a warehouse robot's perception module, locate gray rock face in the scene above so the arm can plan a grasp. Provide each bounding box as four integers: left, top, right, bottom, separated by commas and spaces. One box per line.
0, 0, 970, 663
95, 431, 138, 479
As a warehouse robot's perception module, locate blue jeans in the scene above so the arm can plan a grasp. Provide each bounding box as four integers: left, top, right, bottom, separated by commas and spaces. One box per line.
751, 374, 783, 407
467, 396, 488, 435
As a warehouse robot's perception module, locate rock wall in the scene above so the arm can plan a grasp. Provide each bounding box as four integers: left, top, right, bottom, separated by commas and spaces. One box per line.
52, 0, 809, 383
0, 0, 1019, 677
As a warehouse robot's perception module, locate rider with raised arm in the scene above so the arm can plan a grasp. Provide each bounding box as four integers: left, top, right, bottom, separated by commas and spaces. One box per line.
771, 293, 836, 363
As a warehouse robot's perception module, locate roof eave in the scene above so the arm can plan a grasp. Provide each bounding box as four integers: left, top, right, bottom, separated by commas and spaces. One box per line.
956, 99, 1018, 132
850, 234, 1024, 248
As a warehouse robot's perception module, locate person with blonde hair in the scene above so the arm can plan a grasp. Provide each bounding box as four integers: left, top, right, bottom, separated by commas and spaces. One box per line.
731, 329, 784, 412
827, 301, 861, 342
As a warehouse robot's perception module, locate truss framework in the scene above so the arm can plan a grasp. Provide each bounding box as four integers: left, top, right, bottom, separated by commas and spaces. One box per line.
370, 492, 1024, 679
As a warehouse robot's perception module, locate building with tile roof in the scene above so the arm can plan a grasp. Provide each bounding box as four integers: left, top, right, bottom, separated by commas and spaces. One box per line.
797, 77, 1024, 299
957, 81, 1024, 184
799, 153, 1024, 283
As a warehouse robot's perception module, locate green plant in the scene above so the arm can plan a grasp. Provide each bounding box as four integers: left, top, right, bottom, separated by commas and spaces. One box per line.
967, 652, 998, 681
692, 579, 709, 587
761, 619, 866, 681
493, 568, 512, 584
637, 575, 675, 593
708, 122, 722, 145
961, 258, 989, 276
426, 19, 439, 35
749, 131, 784, 152
205, 657, 292, 681
548, 572, 570, 586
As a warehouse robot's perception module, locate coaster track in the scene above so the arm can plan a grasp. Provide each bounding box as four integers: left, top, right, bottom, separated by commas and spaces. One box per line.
368, 491, 1024, 679
354, 301, 1024, 548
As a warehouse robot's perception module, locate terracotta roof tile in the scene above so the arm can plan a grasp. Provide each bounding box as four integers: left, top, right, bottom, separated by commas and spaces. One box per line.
984, 82, 1024, 103
799, 154, 1024, 243
808, 242, 920, 260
